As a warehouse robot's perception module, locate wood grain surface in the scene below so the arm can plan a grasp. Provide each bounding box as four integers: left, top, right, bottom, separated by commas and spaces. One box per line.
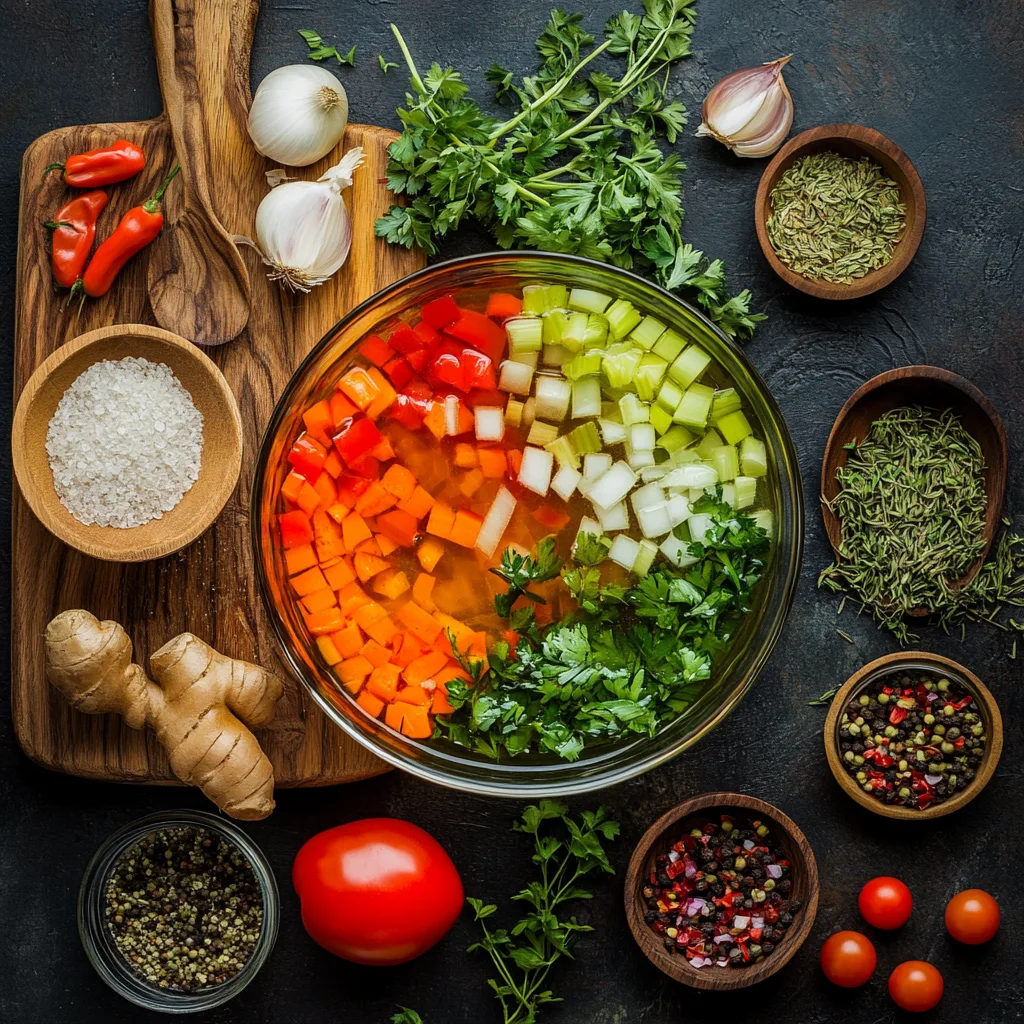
11, 0, 424, 786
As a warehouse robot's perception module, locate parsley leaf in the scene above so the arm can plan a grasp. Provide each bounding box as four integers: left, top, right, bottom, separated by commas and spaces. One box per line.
378, 54, 399, 74
299, 28, 355, 66
489, 536, 563, 617
391, 1011, 423, 1024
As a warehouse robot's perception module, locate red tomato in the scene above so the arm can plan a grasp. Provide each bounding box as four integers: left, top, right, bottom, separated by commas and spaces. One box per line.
945, 888, 1000, 944
858, 876, 913, 930
820, 930, 877, 988
292, 818, 463, 966
888, 960, 943, 1012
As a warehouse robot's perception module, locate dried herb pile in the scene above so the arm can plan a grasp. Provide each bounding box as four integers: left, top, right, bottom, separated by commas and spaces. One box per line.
767, 151, 905, 284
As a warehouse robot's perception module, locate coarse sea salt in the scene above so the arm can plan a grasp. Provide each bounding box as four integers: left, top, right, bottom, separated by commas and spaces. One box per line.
45, 357, 204, 529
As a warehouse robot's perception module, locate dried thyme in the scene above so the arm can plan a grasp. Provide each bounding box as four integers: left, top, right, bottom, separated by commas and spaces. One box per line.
767, 151, 905, 284
104, 826, 263, 992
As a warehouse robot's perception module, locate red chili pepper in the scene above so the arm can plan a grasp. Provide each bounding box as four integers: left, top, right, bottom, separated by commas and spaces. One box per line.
77, 165, 179, 299
44, 139, 146, 188
44, 190, 108, 288
889, 705, 908, 725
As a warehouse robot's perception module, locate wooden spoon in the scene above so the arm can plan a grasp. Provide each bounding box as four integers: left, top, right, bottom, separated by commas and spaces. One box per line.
820, 366, 1008, 615
146, 0, 251, 346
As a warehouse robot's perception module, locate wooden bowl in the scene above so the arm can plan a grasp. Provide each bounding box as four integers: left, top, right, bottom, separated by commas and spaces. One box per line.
823, 651, 1003, 821
625, 793, 819, 991
12, 324, 242, 562
821, 366, 1008, 614
755, 124, 926, 300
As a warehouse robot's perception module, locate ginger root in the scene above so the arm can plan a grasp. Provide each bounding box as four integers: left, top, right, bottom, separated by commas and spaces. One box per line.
45, 610, 284, 820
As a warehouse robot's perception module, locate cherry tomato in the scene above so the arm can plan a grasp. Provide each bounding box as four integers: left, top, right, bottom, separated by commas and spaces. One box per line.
292, 818, 463, 966
945, 888, 1000, 945
888, 960, 944, 1012
820, 930, 877, 987
858, 876, 913, 930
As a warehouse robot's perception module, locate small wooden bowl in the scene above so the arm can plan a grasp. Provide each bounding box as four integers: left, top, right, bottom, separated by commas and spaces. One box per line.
625, 793, 819, 991
824, 652, 1003, 821
12, 324, 242, 562
821, 366, 1008, 614
755, 124, 926, 300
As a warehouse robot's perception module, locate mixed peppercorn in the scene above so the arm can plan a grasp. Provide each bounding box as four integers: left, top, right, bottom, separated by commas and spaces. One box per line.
838, 669, 987, 810
104, 826, 263, 992
642, 815, 801, 969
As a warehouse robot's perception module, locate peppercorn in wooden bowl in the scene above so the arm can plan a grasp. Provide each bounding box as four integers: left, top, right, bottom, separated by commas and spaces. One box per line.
625, 793, 819, 991
754, 124, 926, 300
824, 652, 1003, 821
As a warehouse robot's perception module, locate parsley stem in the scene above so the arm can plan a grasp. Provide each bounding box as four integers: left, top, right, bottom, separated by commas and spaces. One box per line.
388, 24, 425, 94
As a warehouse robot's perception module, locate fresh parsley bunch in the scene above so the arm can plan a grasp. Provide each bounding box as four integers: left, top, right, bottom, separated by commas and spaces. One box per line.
375, 2, 765, 340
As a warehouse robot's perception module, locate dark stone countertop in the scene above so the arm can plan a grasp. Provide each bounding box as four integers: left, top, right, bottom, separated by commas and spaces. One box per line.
2, 1, 1022, 1022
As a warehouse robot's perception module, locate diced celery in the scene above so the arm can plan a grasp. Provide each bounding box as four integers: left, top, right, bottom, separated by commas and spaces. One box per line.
509, 351, 539, 368
694, 428, 724, 460
649, 404, 673, 436
656, 379, 684, 413
527, 420, 559, 446
657, 424, 695, 452
609, 534, 641, 570
733, 475, 757, 509
633, 539, 658, 576
583, 314, 609, 348
717, 409, 753, 445
596, 500, 629, 532
542, 310, 568, 345
551, 464, 582, 500
571, 377, 602, 419
545, 435, 579, 469
547, 284, 568, 309
668, 345, 711, 388
606, 299, 642, 341
667, 447, 700, 464
752, 509, 774, 537
602, 344, 643, 388
505, 397, 524, 427
563, 350, 604, 380
720, 483, 735, 508
740, 436, 768, 478
619, 393, 650, 426
522, 396, 537, 429
542, 344, 570, 368
568, 421, 603, 455
506, 317, 543, 353
599, 418, 627, 445
561, 312, 589, 353
568, 288, 612, 314
630, 316, 666, 350
522, 283, 558, 314
629, 422, 657, 452
652, 329, 687, 363
710, 388, 742, 425
634, 354, 668, 401
710, 444, 739, 482
675, 384, 714, 430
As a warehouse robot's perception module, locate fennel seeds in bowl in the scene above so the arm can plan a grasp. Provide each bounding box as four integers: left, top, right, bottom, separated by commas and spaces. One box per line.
767, 151, 906, 284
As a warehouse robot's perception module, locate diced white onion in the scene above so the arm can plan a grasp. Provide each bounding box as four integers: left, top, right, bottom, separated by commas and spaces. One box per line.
661, 533, 699, 568
587, 460, 637, 510
571, 377, 602, 420
663, 463, 718, 490
551, 464, 582, 501
579, 452, 613, 495
638, 503, 673, 539
629, 423, 657, 452
609, 534, 641, 570
631, 482, 666, 513
627, 448, 656, 470
534, 376, 572, 422
444, 395, 460, 436
640, 465, 669, 482
475, 485, 517, 558
598, 418, 627, 445
475, 406, 505, 442
688, 513, 714, 543
499, 360, 535, 395
666, 495, 691, 527
518, 446, 554, 496
596, 500, 629, 532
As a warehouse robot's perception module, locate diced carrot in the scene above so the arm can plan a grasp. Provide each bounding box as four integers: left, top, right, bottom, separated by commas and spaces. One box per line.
507, 449, 523, 475
313, 471, 337, 507
284, 543, 317, 576
342, 511, 373, 551
338, 366, 381, 411
355, 536, 383, 556
330, 390, 358, 428
467, 631, 488, 660
534, 603, 553, 627
459, 469, 485, 498
339, 654, 373, 690
426, 501, 455, 539
336, 475, 370, 506
360, 638, 392, 668
416, 537, 445, 572
373, 569, 411, 600
302, 588, 338, 614
369, 437, 396, 462
412, 572, 435, 611
366, 663, 402, 702
291, 566, 329, 597
366, 367, 398, 419
381, 464, 417, 501
320, 555, 342, 569
356, 691, 385, 718
397, 485, 435, 520
532, 504, 571, 532
312, 509, 346, 563
477, 448, 507, 478
376, 534, 398, 557
404, 649, 448, 686
422, 401, 447, 440
339, 584, 371, 617
354, 551, 390, 582
354, 604, 398, 646
435, 661, 472, 687
454, 443, 478, 468
399, 704, 432, 739
384, 702, 407, 731
397, 602, 443, 645
376, 509, 419, 548
359, 333, 395, 367
281, 470, 306, 505
323, 449, 344, 479
297, 481, 321, 517
355, 481, 398, 518
302, 398, 335, 445
485, 291, 523, 320
391, 630, 425, 668
432, 686, 455, 715
333, 623, 363, 659
326, 501, 350, 525
304, 606, 345, 635
323, 556, 356, 591
502, 629, 521, 649
457, 403, 474, 435
434, 612, 476, 655
449, 508, 483, 548
316, 634, 343, 666
395, 683, 431, 706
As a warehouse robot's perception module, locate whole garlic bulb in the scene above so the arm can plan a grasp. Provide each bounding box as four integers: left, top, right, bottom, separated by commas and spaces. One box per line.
248, 64, 349, 167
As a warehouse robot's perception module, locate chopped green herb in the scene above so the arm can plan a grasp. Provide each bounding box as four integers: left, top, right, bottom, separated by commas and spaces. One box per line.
391, 1011, 423, 1024
299, 29, 355, 65
808, 686, 839, 707
378, 54, 399, 73
489, 536, 563, 619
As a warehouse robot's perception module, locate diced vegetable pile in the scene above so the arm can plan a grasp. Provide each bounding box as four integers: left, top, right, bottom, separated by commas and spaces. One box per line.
272, 280, 775, 757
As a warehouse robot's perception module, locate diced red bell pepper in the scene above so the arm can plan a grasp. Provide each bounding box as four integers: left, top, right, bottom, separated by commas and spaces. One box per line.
486, 292, 523, 320
359, 334, 395, 367
446, 309, 506, 362
389, 392, 433, 430
420, 294, 461, 330
406, 349, 430, 373
337, 474, 372, 506
388, 323, 425, 355
413, 320, 441, 349
280, 510, 314, 549
429, 343, 466, 391
288, 434, 327, 481
464, 388, 506, 409
382, 355, 414, 391
333, 415, 382, 467
347, 454, 381, 479
461, 348, 496, 391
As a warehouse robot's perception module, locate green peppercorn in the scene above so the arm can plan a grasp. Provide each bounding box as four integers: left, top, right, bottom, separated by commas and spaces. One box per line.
924, 713, 936, 725
938, 678, 950, 692
877, 692, 890, 704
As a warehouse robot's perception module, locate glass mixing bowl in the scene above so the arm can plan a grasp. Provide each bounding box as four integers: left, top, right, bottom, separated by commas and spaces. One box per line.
252, 252, 802, 796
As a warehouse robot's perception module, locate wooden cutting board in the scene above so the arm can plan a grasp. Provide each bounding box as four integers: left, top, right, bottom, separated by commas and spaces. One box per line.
11, 0, 423, 787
